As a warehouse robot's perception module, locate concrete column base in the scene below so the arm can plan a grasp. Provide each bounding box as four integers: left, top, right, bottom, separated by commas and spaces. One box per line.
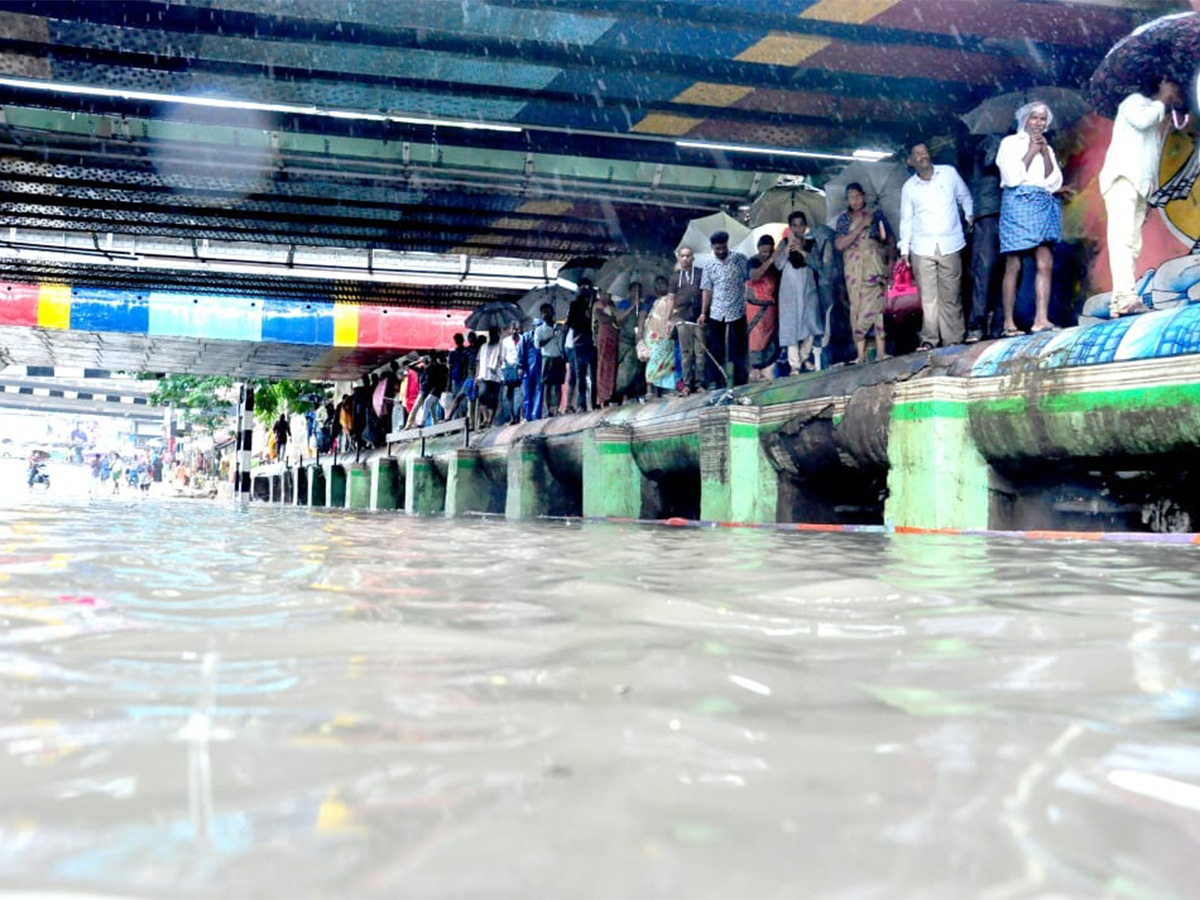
885, 379, 992, 530
307, 464, 326, 507
322, 462, 347, 508
345, 464, 371, 509
293, 466, 308, 506
582, 426, 646, 518
505, 437, 554, 520
405, 455, 446, 515
369, 458, 401, 510
699, 406, 778, 524
445, 448, 499, 516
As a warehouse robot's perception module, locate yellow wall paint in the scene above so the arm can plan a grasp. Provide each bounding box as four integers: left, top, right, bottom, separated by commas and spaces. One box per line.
735, 32, 831, 66
333, 303, 358, 346
37, 283, 70, 329
631, 113, 704, 136
673, 82, 754, 108
800, 0, 899, 24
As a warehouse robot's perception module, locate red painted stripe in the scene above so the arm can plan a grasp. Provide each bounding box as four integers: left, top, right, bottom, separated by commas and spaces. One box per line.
0, 281, 41, 326
355, 305, 471, 351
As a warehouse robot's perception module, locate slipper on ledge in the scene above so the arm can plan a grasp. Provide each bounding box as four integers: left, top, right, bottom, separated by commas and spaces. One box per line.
1029, 324, 1060, 334
1113, 303, 1149, 317
1002, 328, 1024, 338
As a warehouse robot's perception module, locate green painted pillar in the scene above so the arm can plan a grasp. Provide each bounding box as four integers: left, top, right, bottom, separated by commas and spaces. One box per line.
582, 426, 644, 518
505, 437, 553, 520
345, 464, 371, 509
369, 458, 401, 511
323, 463, 346, 508
307, 464, 325, 507
699, 406, 778, 524
445, 448, 492, 516
886, 379, 991, 530
405, 455, 446, 515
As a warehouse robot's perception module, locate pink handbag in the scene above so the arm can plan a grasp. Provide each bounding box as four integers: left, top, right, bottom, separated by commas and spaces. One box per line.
885, 259, 921, 320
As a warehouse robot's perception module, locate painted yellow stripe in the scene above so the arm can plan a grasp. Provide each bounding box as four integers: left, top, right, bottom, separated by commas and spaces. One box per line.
333, 303, 358, 346
800, 0, 900, 24
735, 32, 830, 65
37, 283, 70, 329
631, 112, 704, 136
673, 82, 753, 108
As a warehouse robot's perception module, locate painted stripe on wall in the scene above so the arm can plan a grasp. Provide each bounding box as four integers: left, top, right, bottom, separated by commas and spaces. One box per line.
333, 303, 359, 347
38, 284, 71, 329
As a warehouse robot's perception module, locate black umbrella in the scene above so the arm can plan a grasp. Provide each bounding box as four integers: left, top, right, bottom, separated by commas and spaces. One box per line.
1087, 11, 1198, 118
464, 300, 525, 332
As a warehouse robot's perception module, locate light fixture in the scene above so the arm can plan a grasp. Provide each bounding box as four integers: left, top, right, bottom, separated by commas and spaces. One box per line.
0, 76, 522, 134
852, 149, 893, 161
676, 139, 857, 163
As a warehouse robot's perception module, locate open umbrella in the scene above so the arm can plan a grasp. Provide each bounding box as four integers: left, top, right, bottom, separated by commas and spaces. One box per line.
675, 211, 752, 256
519, 284, 575, 323
594, 254, 672, 299
556, 255, 605, 289
733, 222, 789, 260
961, 86, 1090, 135
371, 379, 389, 417
746, 182, 827, 230
464, 300, 525, 332
823, 159, 909, 234
1088, 11, 1198, 118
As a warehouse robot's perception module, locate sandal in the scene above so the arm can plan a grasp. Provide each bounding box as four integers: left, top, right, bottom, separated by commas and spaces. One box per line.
1029, 324, 1060, 334
1002, 327, 1024, 338
1113, 302, 1149, 317
917, 342, 934, 352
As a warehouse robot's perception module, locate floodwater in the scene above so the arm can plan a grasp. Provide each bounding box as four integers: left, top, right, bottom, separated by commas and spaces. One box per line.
2, 460, 1199, 899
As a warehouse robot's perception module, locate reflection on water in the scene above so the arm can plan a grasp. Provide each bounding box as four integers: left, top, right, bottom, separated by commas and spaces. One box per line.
2, 463, 1199, 897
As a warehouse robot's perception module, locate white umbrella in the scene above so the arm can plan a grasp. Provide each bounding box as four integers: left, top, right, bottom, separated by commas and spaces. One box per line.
675, 211, 752, 256
518, 284, 575, 323
734, 222, 789, 260
594, 254, 673, 299
746, 185, 827, 231
823, 160, 909, 233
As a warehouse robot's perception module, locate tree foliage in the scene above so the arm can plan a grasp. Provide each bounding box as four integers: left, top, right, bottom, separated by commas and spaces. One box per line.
143, 374, 331, 433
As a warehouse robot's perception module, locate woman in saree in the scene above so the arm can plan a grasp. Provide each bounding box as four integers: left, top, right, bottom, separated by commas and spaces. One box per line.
835, 182, 894, 364
641, 280, 679, 397
592, 290, 620, 406
746, 233, 781, 381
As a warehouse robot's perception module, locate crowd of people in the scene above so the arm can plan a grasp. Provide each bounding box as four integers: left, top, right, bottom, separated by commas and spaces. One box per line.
288, 75, 1186, 448
85, 448, 205, 495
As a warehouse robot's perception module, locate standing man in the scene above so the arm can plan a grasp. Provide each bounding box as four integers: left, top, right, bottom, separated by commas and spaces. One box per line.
773, 212, 823, 373
565, 279, 597, 413
899, 140, 974, 350
519, 311, 544, 422
967, 134, 1003, 340
1099, 74, 1183, 317
272, 412, 290, 464
535, 302, 566, 416
698, 230, 750, 388
668, 247, 705, 395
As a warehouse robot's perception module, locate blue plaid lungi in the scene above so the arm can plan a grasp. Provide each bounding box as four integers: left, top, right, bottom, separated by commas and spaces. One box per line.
999, 183, 1061, 253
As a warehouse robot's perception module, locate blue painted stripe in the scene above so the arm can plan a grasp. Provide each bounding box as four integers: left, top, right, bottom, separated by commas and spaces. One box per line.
262, 299, 335, 345
69, 287, 150, 333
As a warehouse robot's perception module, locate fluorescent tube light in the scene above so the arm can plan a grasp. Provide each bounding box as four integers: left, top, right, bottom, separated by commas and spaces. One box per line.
852, 149, 893, 161
676, 139, 857, 163
0, 76, 522, 134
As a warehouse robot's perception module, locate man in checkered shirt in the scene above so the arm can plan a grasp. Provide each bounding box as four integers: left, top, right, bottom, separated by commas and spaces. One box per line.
698, 230, 750, 388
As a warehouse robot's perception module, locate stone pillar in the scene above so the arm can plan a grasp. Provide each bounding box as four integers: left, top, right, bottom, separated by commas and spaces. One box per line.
405, 455, 446, 515
323, 462, 347, 508
699, 405, 778, 524
369, 457, 401, 511
294, 466, 308, 506
270, 473, 282, 503
445, 448, 492, 516
345, 464, 371, 509
582, 425, 645, 519
307, 464, 326, 507
505, 437, 553, 520
885, 379, 991, 530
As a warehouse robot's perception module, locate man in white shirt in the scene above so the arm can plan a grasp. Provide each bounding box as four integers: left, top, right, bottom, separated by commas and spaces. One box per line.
1099, 74, 1183, 317
899, 141, 974, 349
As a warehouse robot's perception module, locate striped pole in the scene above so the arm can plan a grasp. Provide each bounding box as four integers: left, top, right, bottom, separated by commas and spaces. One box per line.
233, 384, 254, 500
